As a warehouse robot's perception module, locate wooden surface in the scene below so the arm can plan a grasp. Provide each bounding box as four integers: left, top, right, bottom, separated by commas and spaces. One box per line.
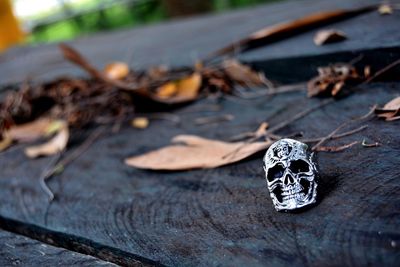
1, 0, 400, 266
0, 229, 117, 266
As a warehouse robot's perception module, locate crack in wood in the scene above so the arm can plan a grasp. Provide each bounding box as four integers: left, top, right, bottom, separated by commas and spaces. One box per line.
0, 215, 165, 267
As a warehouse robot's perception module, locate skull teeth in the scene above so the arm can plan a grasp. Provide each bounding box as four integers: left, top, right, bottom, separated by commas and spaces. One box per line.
282, 192, 305, 201
281, 184, 303, 196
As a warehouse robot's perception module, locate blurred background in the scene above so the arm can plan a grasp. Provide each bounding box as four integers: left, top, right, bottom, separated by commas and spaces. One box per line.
0, 0, 279, 52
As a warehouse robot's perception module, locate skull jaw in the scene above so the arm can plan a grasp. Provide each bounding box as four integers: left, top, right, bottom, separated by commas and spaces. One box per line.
270, 181, 317, 211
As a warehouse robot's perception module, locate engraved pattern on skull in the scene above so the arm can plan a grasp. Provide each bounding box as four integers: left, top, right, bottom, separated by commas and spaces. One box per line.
263, 139, 318, 211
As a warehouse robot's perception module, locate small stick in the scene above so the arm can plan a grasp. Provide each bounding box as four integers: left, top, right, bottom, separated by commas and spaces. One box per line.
144, 113, 181, 124
362, 58, 400, 84
39, 153, 62, 201
195, 114, 234, 125
224, 99, 333, 159
233, 83, 306, 99
301, 125, 367, 143
311, 106, 375, 151
311, 122, 348, 151
268, 98, 334, 133
361, 138, 380, 147
314, 141, 359, 152
40, 126, 106, 201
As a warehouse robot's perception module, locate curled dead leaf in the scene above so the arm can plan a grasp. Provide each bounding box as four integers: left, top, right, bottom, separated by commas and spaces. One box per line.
206, 5, 376, 59
222, 59, 266, 86
103, 62, 130, 80
307, 63, 360, 97
155, 73, 202, 104
131, 117, 149, 129
0, 133, 13, 152
8, 118, 55, 143
375, 96, 400, 121
125, 135, 271, 170
24, 122, 69, 158
313, 29, 347, 46
378, 4, 393, 15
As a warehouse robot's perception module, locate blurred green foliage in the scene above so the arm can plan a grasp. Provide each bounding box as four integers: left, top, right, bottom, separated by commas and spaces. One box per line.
29, 0, 278, 43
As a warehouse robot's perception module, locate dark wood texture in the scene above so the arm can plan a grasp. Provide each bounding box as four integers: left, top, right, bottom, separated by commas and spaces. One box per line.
1, 79, 399, 266
0, 229, 117, 266
0, 0, 400, 266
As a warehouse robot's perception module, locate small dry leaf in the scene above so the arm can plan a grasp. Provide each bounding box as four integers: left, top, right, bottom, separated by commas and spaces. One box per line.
156, 83, 177, 98
307, 63, 360, 97
206, 6, 375, 58
0, 134, 13, 152
8, 118, 54, 143
364, 65, 371, 78
103, 62, 130, 80
24, 122, 69, 158
313, 29, 347, 45
222, 59, 266, 86
131, 117, 149, 129
375, 96, 400, 121
155, 73, 202, 103
378, 4, 393, 15
125, 135, 271, 170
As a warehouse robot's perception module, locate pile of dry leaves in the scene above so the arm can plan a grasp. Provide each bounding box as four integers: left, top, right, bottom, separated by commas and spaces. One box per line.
0, 3, 398, 177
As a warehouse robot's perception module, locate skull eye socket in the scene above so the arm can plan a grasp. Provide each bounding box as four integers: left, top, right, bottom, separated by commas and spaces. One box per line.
267, 164, 285, 182
289, 159, 310, 173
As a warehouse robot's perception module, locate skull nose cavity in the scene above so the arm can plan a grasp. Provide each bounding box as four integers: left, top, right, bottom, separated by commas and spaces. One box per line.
283, 174, 295, 185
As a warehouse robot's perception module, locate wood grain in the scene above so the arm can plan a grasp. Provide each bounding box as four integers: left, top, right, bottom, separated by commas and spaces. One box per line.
0, 80, 399, 266
0, 0, 400, 265
0, 229, 117, 266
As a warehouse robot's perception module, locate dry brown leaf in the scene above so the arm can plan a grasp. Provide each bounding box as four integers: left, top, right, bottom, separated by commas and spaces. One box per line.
222, 59, 266, 86
380, 96, 400, 110
313, 29, 347, 45
8, 118, 54, 143
364, 65, 371, 78
307, 63, 360, 97
24, 122, 69, 158
103, 62, 130, 80
378, 4, 393, 15
125, 135, 271, 170
131, 117, 149, 129
206, 5, 376, 59
59, 44, 149, 96
375, 96, 400, 121
155, 73, 202, 104
0, 134, 13, 152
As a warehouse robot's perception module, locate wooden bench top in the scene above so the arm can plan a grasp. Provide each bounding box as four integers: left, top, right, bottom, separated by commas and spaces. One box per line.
1, 0, 399, 266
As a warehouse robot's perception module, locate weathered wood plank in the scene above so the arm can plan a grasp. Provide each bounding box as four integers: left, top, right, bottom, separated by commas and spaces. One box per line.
0, 79, 399, 266
0, 0, 384, 86
0, 0, 400, 266
0, 229, 117, 266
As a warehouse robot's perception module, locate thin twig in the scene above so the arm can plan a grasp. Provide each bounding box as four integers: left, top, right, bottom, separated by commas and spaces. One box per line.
40, 126, 106, 201
39, 153, 62, 201
362, 58, 400, 84
301, 125, 368, 143
314, 141, 359, 152
143, 113, 181, 124
311, 122, 348, 151
195, 114, 234, 125
233, 83, 306, 99
311, 106, 375, 151
268, 99, 334, 133
362, 138, 380, 147
224, 100, 332, 159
